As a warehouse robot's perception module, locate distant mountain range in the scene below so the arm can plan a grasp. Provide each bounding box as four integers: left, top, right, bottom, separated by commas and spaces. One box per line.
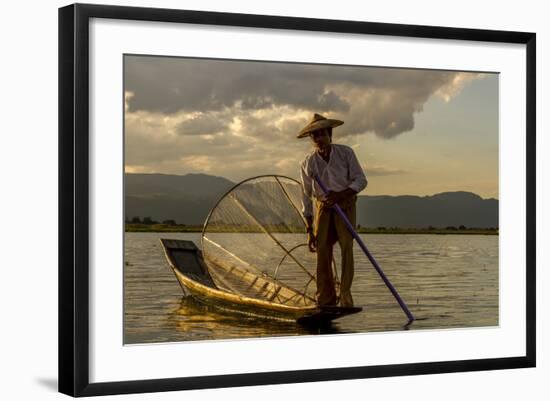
125, 173, 498, 228
125, 173, 234, 225
356, 192, 498, 228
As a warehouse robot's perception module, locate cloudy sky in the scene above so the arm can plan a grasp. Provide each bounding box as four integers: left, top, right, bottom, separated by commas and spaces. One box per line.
124, 55, 498, 199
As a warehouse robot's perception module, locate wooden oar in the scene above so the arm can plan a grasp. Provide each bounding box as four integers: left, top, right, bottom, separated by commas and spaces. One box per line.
314, 174, 415, 325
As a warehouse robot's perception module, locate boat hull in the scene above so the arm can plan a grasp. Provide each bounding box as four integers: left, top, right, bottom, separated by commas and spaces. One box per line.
160, 238, 361, 325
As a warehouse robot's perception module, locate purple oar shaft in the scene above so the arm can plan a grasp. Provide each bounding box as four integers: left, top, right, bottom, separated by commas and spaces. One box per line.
314, 174, 414, 323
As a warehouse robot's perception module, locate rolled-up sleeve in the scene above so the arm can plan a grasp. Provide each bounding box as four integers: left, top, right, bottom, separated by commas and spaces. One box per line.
347, 148, 368, 193
300, 159, 314, 218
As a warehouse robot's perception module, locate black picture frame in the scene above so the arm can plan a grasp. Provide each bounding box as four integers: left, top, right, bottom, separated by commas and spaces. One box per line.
58, 3, 536, 397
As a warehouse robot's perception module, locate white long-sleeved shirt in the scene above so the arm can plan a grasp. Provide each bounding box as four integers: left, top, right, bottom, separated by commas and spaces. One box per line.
300, 144, 368, 218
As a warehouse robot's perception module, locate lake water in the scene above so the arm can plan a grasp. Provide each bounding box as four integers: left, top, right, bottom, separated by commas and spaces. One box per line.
124, 232, 498, 344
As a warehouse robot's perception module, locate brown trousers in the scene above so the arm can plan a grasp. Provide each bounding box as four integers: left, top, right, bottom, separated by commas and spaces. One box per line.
314, 196, 356, 306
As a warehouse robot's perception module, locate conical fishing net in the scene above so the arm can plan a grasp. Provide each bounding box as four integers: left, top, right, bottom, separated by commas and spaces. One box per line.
201, 175, 338, 307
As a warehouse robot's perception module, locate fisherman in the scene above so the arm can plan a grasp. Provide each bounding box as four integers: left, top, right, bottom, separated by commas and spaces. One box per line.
298, 113, 368, 307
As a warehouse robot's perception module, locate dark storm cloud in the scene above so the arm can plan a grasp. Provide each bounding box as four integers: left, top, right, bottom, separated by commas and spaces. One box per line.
125, 55, 474, 138
125, 57, 350, 114
318, 90, 350, 111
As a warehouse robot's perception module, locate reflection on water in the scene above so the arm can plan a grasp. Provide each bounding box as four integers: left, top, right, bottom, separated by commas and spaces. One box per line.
167, 296, 342, 340
124, 232, 498, 344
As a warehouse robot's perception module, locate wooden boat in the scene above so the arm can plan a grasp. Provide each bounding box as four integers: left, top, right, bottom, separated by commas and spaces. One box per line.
160, 238, 362, 326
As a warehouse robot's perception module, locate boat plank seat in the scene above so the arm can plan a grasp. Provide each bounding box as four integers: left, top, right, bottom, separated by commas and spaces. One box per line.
160, 239, 217, 288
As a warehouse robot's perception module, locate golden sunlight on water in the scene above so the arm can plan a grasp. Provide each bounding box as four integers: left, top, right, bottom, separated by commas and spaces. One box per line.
124, 232, 498, 344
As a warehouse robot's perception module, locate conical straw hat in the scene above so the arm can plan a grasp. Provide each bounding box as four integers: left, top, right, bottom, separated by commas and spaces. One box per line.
297, 113, 344, 138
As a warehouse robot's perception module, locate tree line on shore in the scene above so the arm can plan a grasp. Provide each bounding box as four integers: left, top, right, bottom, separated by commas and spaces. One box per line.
126, 216, 176, 225
125, 216, 498, 233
